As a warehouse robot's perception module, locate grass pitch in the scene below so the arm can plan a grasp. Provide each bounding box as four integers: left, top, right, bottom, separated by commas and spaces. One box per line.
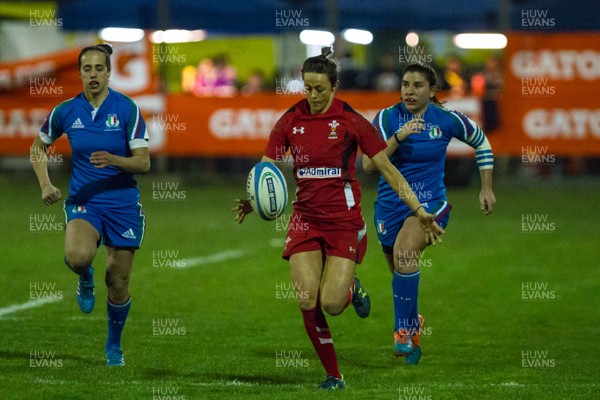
0, 171, 598, 399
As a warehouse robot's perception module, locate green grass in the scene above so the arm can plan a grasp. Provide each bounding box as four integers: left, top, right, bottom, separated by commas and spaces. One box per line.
0, 172, 598, 399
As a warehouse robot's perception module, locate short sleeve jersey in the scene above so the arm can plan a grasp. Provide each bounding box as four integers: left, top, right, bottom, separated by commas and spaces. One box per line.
265, 98, 386, 230
40, 88, 149, 208
372, 102, 487, 210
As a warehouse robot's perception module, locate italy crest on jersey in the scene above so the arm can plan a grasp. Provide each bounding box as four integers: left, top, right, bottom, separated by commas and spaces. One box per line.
429, 126, 442, 140
105, 114, 120, 129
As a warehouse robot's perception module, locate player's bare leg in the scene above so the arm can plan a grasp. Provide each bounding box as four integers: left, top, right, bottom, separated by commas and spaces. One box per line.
104, 246, 135, 366
320, 256, 356, 316
64, 219, 99, 313
105, 247, 134, 303
290, 250, 322, 310
64, 219, 99, 273
290, 251, 344, 388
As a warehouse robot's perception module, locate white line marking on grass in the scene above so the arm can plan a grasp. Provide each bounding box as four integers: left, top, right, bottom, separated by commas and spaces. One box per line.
0, 297, 62, 318
191, 379, 259, 387
183, 249, 246, 269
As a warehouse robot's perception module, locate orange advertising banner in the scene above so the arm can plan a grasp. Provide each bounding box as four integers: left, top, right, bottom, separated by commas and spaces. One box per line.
0, 40, 158, 155
161, 92, 399, 156
3, 32, 599, 157
496, 32, 600, 156
156, 92, 480, 157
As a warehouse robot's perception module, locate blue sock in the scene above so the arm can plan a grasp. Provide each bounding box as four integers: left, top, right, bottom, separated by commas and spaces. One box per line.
106, 297, 131, 350
392, 270, 420, 332
64, 257, 92, 280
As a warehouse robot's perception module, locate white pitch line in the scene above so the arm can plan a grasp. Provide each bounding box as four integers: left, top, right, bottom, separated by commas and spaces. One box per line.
182, 249, 246, 269
0, 250, 246, 315
0, 297, 62, 318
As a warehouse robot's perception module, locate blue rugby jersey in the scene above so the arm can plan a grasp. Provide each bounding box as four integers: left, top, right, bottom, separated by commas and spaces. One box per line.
372, 102, 493, 210
40, 88, 149, 208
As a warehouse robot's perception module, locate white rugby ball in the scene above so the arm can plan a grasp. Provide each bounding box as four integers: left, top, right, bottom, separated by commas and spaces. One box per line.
246, 161, 288, 221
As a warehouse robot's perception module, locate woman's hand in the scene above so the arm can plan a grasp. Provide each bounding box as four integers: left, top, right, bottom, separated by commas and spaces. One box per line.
41, 183, 62, 205
415, 208, 444, 245
395, 118, 425, 142
479, 188, 496, 215
231, 198, 254, 224
89, 151, 116, 169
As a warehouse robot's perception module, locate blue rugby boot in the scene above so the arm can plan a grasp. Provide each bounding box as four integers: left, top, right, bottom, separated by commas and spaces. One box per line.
318, 375, 344, 390
351, 277, 370, 318
105, 345, 125, 367
76, 266, 95, 313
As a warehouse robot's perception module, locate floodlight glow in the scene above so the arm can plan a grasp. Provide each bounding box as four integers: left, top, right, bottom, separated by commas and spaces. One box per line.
453, 33, 507, 49
299, 30, 335, 46
150, 29, 207, 44
342, 29, 373, 45
406, 32, 419, 47
99, 28, 144, 43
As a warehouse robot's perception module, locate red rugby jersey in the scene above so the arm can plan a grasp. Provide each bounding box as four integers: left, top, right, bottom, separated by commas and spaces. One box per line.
264, 98, 387, 230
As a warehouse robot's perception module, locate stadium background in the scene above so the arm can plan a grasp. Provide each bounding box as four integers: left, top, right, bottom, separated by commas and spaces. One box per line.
0, 1, 598, 399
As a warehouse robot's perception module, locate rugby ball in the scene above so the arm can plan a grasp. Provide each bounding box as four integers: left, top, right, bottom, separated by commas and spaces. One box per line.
246, 161, 288, 221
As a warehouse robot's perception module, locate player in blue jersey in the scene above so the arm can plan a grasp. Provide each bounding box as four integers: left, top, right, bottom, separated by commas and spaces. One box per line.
31, 43, 150, 366
362, 63, 495, 364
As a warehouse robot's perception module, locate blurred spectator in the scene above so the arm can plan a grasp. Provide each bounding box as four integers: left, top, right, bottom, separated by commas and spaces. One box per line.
192, 58, 216, 96
190, 54, 238, 97
181, 65, 196, 93
471, 56, 504, 132
212, 54, 238, 97
442, 55, 467, 98
373, 53, 401, 92
241, 69, 266, 96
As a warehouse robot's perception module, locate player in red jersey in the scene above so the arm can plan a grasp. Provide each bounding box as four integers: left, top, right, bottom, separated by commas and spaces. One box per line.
232, 48, 443, 389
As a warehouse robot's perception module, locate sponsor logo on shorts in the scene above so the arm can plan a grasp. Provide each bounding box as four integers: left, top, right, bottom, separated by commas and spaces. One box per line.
121, 228, 137, 239
72, 205, 86, 214
297, 167, 341, 179
376, 220, 386, 234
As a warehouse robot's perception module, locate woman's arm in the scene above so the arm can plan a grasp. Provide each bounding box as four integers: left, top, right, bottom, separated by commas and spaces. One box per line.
89, 147, 151, 173
370, 150, 444, 244
31, 135, 62, 205
363, 118, 424, 174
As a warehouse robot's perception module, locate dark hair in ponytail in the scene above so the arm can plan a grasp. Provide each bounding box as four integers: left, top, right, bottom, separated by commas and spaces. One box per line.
78, 43, 113, 71
301, 46, 338, 86
402, 62, 444, 107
